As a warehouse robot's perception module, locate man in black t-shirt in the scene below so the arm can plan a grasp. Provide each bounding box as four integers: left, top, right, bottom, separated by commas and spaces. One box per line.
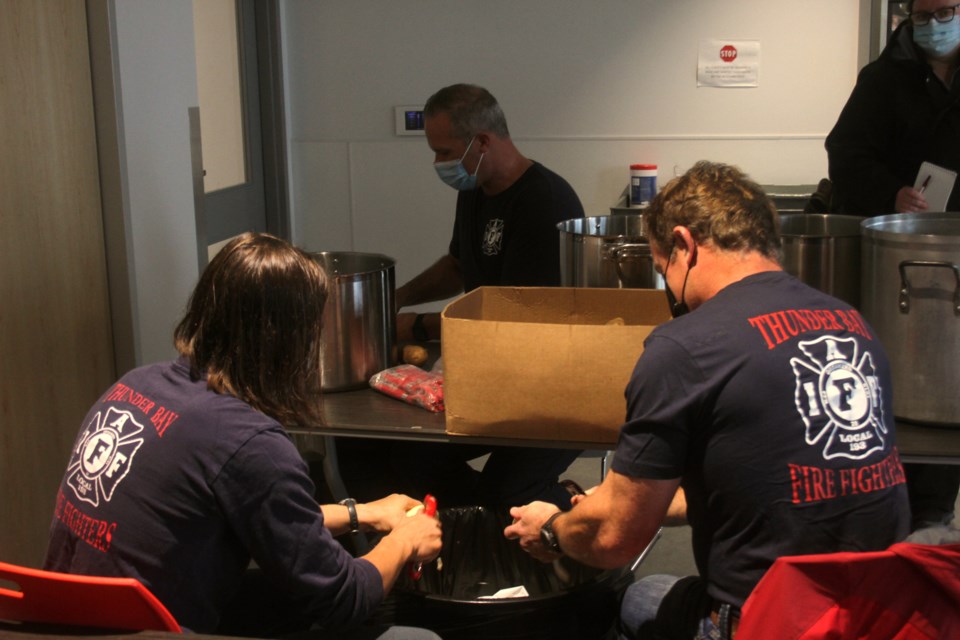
385, 84, 585, 510
504, 162, 910, 639
395, 83, 584, 339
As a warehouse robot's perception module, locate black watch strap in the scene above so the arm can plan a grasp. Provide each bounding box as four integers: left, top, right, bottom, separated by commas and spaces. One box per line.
412, 313, 429, 342
540, 511, 564, 554
339, 498, 360, 533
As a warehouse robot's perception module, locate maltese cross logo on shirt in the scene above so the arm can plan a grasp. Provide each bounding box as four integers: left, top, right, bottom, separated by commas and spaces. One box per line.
66, 407, 144, 507
482, 219, 504, 256
790, 336, 886, 460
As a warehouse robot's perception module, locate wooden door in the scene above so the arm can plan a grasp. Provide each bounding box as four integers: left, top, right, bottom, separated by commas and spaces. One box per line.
0, 0, 116, 566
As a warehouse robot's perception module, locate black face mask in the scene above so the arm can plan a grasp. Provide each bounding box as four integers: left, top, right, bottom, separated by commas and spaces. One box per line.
663, 251, 690, 318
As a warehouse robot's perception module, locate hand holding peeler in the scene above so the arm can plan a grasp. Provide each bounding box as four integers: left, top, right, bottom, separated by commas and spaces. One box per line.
408, 494, 437, 581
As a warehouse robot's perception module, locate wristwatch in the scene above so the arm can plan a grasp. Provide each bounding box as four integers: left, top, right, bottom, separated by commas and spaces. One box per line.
338, 498, 360, 534
539, 511, 564, 554
412, 313, 429, 342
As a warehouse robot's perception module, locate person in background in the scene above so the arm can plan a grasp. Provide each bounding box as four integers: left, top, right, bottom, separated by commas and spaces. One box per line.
504, 162, 910, 640
394, 83, 585, 341
826, 0, 960, 532
375, 83, 585, 510
44, 233, 442, 640
826, 0, 960, 215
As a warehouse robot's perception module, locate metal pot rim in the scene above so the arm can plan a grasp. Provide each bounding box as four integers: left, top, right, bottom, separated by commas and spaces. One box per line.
862, 212, 960, 244
311, 251, 396, 278
557, 214, 648, 239
778, 213, 863, 239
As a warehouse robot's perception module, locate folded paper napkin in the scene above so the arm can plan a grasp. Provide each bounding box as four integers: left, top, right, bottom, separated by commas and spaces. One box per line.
477, 586, 530, 599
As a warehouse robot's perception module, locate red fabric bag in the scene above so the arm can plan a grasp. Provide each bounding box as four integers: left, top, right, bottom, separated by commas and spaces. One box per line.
737, 543, 960, 639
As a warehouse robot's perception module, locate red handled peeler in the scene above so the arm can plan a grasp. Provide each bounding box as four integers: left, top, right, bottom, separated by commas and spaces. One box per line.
408, 494, 437, 581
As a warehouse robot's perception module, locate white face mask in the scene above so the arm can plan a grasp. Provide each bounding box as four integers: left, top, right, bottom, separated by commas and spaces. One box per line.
914, 15, 960, 58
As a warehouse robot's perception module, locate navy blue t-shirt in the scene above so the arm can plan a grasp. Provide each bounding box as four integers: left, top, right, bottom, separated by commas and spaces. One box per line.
449, 161, 584, 291
611, 271, 910, 606
44, 358, 381, 632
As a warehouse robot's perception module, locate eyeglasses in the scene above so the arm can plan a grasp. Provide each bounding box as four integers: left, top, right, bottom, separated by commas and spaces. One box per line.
910, 3, 960, 26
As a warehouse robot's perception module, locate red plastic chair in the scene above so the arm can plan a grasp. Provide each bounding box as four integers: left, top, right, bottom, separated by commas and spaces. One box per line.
0, 561, 180, 632
737, 543, 960, 639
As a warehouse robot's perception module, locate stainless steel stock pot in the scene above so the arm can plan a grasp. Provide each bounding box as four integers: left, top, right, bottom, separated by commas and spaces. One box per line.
780, 213, 862, 308
312, 251, 395, 392
558, 214, 663, 290
861, 213, 960, 426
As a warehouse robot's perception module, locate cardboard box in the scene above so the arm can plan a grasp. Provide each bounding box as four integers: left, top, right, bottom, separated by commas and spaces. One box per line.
441, 287, 671, 445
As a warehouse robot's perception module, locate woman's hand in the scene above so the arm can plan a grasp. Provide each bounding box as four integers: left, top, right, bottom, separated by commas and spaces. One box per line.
359, 493, 426, 533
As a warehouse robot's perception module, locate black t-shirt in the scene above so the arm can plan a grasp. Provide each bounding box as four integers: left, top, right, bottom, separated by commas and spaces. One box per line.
611, 271, 910, 606
449, 161, 584, 291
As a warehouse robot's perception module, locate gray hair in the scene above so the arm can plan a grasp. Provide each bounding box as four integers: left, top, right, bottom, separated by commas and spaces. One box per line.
424, 84, 510, 141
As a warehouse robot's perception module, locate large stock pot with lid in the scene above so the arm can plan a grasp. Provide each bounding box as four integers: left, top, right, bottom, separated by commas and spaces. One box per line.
557, 214, 664, 289
861, 213, 960, 426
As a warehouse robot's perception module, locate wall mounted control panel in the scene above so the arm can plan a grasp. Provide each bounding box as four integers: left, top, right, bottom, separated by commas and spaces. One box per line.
395, 105, 425, 136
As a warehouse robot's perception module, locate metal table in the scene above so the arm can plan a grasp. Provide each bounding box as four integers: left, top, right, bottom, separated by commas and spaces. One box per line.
896, 420, 960, 465
287, 387, 615, 505
290, 387, 617, 449
288, 387, 960, 505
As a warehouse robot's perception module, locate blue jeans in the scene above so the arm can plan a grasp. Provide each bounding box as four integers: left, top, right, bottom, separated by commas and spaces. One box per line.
619, 574, 724, 640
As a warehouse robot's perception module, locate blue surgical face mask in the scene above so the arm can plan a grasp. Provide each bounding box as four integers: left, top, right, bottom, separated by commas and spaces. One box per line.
433, 137, 484, 191
913, 15, 960, 58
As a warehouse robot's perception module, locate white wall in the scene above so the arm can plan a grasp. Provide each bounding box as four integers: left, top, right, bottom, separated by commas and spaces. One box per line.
281, 0, 863, 307
112, 0, 201, 365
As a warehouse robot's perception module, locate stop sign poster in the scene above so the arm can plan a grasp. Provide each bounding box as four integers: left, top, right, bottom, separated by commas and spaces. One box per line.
697, 40, 760, 87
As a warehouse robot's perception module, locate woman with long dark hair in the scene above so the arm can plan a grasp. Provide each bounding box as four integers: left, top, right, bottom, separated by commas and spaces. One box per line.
45, 233, 442, 639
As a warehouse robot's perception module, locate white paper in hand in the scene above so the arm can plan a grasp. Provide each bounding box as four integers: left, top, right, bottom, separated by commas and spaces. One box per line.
915, 161, 957, 212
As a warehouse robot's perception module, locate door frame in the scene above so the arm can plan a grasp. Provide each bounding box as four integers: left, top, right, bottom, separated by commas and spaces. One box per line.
85, 0, 290, 374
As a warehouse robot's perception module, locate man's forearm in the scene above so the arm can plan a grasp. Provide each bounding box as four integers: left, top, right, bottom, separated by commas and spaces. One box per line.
558, 472, 679, 567
556, 500, 661, 569
396, 254, 463, 309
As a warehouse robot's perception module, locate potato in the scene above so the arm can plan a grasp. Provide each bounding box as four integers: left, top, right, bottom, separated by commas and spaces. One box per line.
402, 344, 429, 366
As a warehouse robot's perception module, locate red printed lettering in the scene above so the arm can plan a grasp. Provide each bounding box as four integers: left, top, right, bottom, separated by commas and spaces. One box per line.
54, 492, 118, 553
748, 307, 873, 349
104, 382, 156, 415
150, 406, 180, 437
788, 449, 905, 505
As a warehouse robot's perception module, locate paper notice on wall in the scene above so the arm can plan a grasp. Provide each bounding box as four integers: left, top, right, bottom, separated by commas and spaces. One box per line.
697, 40, 760, 88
